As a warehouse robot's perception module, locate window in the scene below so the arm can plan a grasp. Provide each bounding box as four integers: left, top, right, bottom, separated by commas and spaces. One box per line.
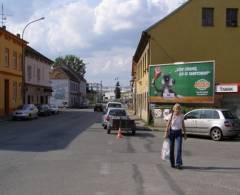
226, 8, 238, 27
222, 111, 237, 119
199, 110, 220, 119
18, 83, 22, 98
4, 48, 9, 66
185, 110, 200, 119
202, 8, 214, 26
27, 66, 32, 81
37, 68, 40, 82
18, 54, 22, 71
13, 51, 17, 69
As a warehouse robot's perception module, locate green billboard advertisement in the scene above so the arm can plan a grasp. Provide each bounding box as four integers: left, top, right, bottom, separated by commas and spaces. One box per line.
149, 61, 215, 103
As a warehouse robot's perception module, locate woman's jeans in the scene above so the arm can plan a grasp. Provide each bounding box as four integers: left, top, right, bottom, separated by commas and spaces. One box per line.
169, 129, 182, 167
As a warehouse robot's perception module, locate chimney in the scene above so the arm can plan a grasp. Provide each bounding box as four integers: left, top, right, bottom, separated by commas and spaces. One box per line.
16, 33, 20, 38
2, 25, 6, 30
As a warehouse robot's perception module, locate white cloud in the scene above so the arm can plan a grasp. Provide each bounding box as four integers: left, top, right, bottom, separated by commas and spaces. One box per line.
94, 0, 142, 34
6, 0, 186, 86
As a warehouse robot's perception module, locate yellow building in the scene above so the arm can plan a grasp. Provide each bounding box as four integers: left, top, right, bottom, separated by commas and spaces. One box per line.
0, 26, 27, 117
132, 0, 240, 122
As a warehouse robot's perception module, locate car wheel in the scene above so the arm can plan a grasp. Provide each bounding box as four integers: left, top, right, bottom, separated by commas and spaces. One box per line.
107, 126, 111, 134
132, 129, 136, 135
210, 128, 223, 141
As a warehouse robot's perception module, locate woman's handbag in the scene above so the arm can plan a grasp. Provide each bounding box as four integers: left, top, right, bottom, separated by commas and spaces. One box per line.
161, 138, 170, 161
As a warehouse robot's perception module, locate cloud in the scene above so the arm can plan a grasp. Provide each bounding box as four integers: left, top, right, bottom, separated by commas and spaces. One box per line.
5, 0, 187, 86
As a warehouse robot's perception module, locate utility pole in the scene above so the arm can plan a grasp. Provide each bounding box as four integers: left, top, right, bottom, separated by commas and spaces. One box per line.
1, 4, 11, 27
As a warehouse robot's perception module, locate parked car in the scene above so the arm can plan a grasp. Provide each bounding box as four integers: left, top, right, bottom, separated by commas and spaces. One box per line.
184, 109, 240, 141
36, 104, 51, 116
49, 104, 59, 114
102, 108, 127, 129
94, 103, 103, 112
12, 104, 38, 120
104, 102, 123, 112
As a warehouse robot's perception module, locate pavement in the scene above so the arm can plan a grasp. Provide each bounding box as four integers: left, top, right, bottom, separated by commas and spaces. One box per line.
127, 109, 164, 132
0, 109, 239, 194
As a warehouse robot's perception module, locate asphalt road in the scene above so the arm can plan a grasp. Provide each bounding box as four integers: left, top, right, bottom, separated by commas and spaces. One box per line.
0, 109, 240, 195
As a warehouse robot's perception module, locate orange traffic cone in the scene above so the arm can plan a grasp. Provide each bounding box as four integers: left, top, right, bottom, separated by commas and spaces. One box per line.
117, 128, 123, 139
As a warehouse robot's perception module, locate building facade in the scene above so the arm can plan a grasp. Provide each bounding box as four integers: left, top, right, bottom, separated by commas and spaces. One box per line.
0, 26, 27, 117
132, 0, 240, 122
25, 46, 53, 104
50, 66, 87, 108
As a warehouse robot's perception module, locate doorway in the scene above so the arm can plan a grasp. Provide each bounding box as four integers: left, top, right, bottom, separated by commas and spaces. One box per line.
4, 80, 10, 115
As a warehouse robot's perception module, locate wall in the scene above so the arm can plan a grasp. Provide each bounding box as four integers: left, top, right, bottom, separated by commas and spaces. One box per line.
25, 56, 51, 87
149, 0, 240, 84
50, 79, 69, 107
0, 30, 23, 116
135, 43, 150, 122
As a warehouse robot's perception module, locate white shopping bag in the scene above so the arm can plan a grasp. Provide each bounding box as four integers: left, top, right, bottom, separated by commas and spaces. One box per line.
161, 138, 170, 161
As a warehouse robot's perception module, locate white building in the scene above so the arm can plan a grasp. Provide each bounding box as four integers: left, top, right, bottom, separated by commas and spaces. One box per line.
50, 66, 86, 108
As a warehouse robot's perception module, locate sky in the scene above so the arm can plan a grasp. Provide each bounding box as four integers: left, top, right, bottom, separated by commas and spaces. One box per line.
1, 0, 187, 86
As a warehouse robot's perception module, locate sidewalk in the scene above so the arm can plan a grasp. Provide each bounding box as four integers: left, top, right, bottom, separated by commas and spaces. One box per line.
127, 109, 165, 132
0, 116, 11, 123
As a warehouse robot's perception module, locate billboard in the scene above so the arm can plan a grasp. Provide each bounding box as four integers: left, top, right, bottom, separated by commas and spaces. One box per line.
149, 61, 215, 103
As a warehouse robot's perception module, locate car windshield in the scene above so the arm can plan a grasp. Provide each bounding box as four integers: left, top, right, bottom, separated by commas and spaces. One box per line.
108, 103, 122, 108
222, 111, 237, 119
18, 105, 31, 110
109, 109, 126, 116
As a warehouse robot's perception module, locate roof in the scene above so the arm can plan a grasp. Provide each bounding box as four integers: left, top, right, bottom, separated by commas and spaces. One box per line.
61, 66, 80, 83
133, 31, 150, 63
26, 46, 53, 64
53, 65, 86, 83
0, 26, 28, 45
146, 0, 191, 32
133, 0, 192, 63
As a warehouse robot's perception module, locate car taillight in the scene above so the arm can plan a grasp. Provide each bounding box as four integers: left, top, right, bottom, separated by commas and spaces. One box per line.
106, 116, 110, 121
224, 121, 232, 127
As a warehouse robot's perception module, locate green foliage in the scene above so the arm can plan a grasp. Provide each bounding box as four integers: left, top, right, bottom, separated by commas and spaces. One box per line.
53, 55, 86, 76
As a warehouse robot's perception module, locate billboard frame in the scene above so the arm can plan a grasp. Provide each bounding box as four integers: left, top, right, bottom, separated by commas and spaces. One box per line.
148, 60, 215, 104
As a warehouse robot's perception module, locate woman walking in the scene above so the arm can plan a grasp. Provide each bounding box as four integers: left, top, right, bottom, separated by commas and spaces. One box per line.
164, 104, 187, 169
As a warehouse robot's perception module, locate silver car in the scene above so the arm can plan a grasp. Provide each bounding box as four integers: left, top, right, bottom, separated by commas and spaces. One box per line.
102, 108, 127, 129
12, 104, 38, 120
184, 109, 240, 141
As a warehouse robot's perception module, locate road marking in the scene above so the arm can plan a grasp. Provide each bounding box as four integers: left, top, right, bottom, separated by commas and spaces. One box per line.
96, 192, 107, 195
100, 163, 110, 175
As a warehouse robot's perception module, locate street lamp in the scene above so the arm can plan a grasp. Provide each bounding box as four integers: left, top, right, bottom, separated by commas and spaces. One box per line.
21, 17, 45, 104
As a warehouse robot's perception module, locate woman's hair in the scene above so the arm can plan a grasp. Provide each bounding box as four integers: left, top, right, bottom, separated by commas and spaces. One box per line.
173, 103, 181, 111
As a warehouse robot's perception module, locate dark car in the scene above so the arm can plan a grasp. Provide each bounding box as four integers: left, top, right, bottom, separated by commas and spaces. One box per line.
94, 103, 103, 112
36, 104, 51, 116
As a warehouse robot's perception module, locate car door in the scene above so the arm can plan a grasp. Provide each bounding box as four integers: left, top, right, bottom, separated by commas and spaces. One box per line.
196, 110, 220, 135
184, 110, 200, 134
196, 110, 211, 134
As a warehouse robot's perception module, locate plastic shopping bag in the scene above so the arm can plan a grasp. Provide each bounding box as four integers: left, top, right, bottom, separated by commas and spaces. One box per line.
161, 138, 170, 161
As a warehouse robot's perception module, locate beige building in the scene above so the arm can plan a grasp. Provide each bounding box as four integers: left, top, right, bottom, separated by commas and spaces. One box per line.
132, 0, 240, 122
0, 26, 27, 117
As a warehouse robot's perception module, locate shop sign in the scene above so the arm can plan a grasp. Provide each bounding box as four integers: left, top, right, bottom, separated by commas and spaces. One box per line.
149, 61, 215, 103
216, 85, 238, 93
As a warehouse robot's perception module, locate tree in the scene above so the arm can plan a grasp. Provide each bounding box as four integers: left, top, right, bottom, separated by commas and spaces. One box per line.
53, 55, 86, 76
114, 81, 121, 99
